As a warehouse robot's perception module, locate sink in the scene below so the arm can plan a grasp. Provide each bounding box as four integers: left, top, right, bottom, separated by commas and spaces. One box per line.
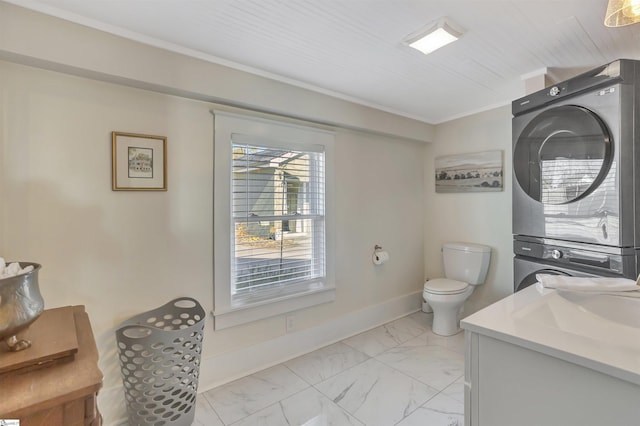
557, 291, 640, 328
462, 283, 640, 390
512, 287, 640, 347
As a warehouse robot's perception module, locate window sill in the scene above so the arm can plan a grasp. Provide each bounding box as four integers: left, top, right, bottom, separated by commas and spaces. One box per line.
212, 285, 336, 330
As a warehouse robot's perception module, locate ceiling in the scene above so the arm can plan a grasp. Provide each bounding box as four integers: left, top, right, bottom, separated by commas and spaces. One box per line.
8, 0, 640, 124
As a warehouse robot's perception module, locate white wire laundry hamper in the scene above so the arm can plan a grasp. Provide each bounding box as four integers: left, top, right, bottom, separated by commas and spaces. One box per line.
116, 297, 205, 426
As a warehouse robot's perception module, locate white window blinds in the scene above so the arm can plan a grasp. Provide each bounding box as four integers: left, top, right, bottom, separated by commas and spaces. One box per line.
231, 137, 326, 304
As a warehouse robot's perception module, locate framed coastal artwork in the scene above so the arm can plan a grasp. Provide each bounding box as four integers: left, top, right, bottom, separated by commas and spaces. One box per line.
435, 150, 503, 193
112, 132, 167, 191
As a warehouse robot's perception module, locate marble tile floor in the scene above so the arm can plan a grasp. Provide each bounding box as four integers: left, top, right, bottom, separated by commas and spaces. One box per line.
194, 312, 465, 426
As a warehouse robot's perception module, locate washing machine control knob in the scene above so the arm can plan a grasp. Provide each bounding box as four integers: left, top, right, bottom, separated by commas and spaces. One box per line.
551, 249, 563, 259
549, 86, 561, 96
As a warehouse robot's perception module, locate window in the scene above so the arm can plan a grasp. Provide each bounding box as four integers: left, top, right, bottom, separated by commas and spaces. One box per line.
213, 111, 335, 329
232, 138, 325, 301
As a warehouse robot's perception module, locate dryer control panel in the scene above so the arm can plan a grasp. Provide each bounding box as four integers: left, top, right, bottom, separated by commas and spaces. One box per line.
511, 59, 637, 116
513, 237, 638, 278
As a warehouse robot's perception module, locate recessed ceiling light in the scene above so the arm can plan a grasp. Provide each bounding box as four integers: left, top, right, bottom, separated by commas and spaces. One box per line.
405, 18, 464, 55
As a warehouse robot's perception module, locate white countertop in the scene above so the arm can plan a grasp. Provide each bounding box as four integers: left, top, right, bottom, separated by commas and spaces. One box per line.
461, 284, 640, 386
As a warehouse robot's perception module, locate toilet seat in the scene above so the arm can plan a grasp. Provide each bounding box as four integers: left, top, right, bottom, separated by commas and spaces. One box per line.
424, 278, 469, 295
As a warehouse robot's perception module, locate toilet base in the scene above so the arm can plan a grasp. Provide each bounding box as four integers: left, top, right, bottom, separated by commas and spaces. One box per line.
423, 285, 474, 337
431, 308, 462, 336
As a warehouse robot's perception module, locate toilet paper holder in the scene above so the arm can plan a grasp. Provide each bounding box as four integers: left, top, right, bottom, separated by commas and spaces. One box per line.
373, 245, 389, 265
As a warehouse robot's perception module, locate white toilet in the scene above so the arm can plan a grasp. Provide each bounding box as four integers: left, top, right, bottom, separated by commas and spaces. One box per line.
423, 242, 491, 336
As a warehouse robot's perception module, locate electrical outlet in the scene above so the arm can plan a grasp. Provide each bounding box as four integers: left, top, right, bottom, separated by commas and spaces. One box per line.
286, 315, 295, 332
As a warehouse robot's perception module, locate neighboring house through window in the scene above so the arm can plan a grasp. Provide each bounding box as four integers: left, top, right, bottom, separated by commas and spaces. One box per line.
213, 111, 335, 329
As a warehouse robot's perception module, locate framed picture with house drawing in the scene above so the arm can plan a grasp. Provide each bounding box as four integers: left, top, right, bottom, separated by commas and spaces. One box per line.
112, 132, 167, 191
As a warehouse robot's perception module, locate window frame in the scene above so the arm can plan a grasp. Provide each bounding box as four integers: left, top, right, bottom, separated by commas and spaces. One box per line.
213, 111, 335, 330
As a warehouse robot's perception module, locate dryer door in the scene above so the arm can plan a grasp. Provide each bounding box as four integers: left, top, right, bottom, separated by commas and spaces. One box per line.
515, 268, 569, 292
513, 105, 613, 205
513, 256, 603, 293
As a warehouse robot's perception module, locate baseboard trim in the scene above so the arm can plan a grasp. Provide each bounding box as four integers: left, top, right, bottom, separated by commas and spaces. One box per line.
198, 290, 422, 391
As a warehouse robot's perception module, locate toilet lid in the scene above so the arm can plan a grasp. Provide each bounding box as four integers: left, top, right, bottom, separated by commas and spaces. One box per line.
424, 278, 469, 295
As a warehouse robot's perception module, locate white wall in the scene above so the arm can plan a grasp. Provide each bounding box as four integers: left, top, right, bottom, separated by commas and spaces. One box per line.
0, 61, 215, 421
424, 106, 514, 315
0, 60, 427, 423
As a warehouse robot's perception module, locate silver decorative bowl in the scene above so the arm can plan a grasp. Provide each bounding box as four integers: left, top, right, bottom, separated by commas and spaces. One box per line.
0, 262, 44, 352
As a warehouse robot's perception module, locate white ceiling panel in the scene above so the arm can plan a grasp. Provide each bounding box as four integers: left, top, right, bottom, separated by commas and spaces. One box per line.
6, 0, 640, 123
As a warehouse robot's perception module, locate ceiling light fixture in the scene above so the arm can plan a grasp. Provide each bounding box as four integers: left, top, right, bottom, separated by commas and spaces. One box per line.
405, 18, 463, 55
604, 0, 640, 26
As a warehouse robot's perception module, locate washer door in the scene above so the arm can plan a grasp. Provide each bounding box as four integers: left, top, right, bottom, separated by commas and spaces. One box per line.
516, 268, 569, 292
513, 105, 613, 205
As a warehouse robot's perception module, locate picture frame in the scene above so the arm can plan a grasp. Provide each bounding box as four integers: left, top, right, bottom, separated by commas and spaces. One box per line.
112, 132, 167, 191
435, 150, 503, 193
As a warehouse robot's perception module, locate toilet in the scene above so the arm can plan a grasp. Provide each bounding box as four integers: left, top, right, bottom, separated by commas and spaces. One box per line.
423, 242, 491, 336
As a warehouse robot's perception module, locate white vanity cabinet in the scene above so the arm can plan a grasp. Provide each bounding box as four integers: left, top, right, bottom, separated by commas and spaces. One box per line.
464, 331, 640, 426
461, 286, 640, 426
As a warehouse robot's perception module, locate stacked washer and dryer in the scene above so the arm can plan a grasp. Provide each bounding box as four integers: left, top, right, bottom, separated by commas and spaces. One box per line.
512, 59, 640, 291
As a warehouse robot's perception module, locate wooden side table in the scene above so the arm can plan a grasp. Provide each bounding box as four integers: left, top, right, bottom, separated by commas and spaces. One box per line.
0, 306, 103, 426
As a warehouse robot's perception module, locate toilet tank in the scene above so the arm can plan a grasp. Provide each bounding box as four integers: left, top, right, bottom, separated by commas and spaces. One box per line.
443, 242, 491, 285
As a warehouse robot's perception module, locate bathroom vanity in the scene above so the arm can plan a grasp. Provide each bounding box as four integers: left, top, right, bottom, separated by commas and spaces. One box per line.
461, 285, 640, 426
